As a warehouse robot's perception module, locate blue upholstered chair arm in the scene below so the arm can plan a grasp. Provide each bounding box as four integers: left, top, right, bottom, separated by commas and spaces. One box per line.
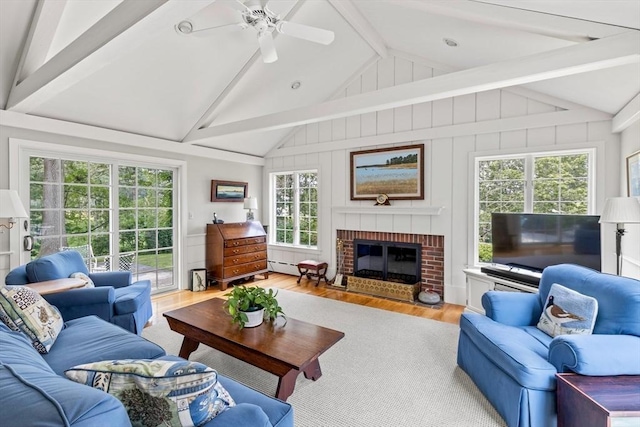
43, 287, 115, 322
548, 334, 640, 376
482, 291, 542, 326
89, 271, 132, 288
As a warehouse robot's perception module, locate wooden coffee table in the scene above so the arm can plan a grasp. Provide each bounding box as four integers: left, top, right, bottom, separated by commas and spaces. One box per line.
164, 297, 344, 401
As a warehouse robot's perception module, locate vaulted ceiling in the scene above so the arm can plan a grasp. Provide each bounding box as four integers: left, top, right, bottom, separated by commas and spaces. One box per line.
1, 0, 639, 162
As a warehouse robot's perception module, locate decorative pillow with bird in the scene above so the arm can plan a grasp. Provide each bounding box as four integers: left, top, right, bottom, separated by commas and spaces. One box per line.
537, 283, 598, 337
0, 285, 64, 353
65, 358, 235, 427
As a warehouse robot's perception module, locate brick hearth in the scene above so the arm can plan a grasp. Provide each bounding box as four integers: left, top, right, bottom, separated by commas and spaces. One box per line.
336, 230, 444, 299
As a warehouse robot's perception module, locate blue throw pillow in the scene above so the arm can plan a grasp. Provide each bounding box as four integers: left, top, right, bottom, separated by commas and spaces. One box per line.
537, 283, 598, 337
65, 359, 235, 426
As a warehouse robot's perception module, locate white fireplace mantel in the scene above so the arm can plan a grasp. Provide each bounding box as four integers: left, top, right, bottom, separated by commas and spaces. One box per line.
332, 206, 444, 216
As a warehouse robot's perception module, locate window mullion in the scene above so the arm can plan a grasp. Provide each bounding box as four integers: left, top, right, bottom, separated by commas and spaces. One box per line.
293, 172, 300, 246
524, 155, 534, 213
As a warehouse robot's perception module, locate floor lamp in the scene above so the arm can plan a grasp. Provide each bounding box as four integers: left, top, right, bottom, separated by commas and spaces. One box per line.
599, 197, 640, 275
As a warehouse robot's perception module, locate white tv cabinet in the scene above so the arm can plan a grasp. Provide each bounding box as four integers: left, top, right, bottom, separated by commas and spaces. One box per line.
464, 268, 539, 314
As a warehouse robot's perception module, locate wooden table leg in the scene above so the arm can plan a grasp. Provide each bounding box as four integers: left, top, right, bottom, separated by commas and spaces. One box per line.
275, 369, 300, 401
178, 337, 200, 359
302, 358, 322, 381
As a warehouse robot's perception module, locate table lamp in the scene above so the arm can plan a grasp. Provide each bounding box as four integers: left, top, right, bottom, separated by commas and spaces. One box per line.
244, 196, 258, 221
599, 197, 640, 275
0, 190, 28, 231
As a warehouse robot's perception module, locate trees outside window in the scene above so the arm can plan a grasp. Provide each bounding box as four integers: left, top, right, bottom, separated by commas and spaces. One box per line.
29, 156, 176, 291
476, 151, 592, 263
272, 171, 318, 248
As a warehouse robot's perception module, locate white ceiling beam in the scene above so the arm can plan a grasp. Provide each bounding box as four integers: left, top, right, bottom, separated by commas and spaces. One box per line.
328, 0, 388, 58
0, 110, 264, 166
612, 93, 640, 133
266, 108, 611, 158
6, 0, 214, 113
185, 31, 640, 143
15, 0, 68, 84
395, 0, 625, 42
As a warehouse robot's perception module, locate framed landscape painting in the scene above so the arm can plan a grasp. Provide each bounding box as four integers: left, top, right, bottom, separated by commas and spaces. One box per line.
350, 144, 424, 200
211, 180, 248, 202
628, 150, 640, 197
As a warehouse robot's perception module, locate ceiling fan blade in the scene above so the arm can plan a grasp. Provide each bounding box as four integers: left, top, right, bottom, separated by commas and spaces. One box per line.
276, 21, 334, 45
189, 23, 245, 38
258, 32, 278, 63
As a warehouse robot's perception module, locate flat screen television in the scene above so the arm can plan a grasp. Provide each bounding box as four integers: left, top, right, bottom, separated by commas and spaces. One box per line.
490, 213, 601, 272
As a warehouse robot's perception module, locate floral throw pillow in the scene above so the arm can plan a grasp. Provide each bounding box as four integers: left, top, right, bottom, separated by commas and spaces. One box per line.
0, 285, 64, 353
69, 272, 95, 288
537, 283, 598, 337
65, 359, 235, 427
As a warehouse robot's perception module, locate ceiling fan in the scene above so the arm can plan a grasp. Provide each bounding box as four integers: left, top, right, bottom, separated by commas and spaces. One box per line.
175, 0, 335, 63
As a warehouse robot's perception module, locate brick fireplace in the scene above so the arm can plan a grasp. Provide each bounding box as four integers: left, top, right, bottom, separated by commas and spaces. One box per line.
337, 229, 445, 299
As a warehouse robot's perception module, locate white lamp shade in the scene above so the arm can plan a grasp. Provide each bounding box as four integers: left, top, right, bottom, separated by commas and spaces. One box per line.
599, 197, 640, 224
244, 197, 258, 210
0, 190, 28, 219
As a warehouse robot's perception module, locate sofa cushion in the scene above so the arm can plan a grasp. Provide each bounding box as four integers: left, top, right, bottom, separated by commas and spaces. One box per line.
460, 313, 557, 390
43, 315, 165, 376
0, 285, 64, 353
26, 250, 89, 282
537, 283, 598, 337
0, 323, 131, 427
113, 282, 150, 315
70, 272, 95, 288
66, 358, 235, 427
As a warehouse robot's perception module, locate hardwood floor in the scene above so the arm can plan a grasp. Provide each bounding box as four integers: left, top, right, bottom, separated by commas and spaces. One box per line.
150, 273, 465, 326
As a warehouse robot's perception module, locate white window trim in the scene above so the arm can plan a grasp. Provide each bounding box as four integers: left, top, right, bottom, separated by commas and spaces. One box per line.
9, 138, 188, 290
467, 141, 605, 269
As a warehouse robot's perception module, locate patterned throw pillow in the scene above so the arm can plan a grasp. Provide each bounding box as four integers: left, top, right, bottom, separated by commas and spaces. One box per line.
0, 285, 64, 353
65, 359, 235, 427
69, 272, 95, 288
537, 283, 598, 337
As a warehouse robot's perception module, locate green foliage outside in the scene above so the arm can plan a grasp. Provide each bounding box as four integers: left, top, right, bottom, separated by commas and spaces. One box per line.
274, 172, 317, 247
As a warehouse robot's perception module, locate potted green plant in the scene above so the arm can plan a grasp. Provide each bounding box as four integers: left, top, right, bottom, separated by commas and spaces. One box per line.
224, 285, 285, 329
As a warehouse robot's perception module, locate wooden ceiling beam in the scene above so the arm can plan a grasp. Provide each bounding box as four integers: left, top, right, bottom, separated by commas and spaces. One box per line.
185, 31, 640, 143
6, 0, 214, 113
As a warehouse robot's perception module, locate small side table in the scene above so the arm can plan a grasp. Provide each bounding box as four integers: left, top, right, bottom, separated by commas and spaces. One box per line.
556, 373, 640, 427
26, 278, 87, 295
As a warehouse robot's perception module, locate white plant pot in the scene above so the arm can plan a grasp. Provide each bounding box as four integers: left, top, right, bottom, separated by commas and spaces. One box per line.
243, 308, 265, 328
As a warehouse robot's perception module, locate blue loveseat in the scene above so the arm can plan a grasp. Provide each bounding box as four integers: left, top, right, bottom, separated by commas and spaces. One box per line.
0, 315, 294, 426
5, 250, 151, 335
457, 264, 640, 427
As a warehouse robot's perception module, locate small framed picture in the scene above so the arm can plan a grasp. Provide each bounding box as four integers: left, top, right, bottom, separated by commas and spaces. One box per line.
627, 150, 640, 197
190, 269, 207, 292
211, 180, 248, 202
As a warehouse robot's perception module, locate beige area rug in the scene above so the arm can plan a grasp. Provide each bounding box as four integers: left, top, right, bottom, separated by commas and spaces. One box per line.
142, 289, 506, 427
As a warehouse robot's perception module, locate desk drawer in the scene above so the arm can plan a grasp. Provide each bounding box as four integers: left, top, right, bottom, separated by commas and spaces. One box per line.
223, 261, 267, 278
224, 252, 267, 266
224, 237, 266, 248
223, 243, 267, 257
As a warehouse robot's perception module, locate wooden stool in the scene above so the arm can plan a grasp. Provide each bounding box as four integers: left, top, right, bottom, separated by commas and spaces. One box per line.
297, 260, 328, 286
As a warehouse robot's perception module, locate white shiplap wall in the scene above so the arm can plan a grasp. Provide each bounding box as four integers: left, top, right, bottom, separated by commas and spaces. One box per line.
264, 55, 620, 305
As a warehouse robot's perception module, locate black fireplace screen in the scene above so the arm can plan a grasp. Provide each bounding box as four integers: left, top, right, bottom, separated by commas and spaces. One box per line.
354, 239, 421, 284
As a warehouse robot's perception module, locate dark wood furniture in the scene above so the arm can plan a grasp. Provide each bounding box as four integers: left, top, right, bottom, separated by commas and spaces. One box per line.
26, 277, 87, 295
297, 260, 328, 286
206, 221, 268, 290
164, 298, 345, 401
556, 373, 640, 427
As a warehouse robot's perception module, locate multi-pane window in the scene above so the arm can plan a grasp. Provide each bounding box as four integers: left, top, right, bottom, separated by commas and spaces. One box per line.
28, 155, 176, 292
476, 151, 592, 263
272, 171, 318, 247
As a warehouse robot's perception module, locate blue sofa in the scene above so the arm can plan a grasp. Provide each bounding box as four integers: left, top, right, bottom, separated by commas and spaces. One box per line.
0, 315, 294, 427
457, 264, 640, 427
5, 250, 152, 335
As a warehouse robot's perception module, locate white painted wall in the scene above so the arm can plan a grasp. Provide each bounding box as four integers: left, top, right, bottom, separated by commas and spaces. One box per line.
0, 123, 263, 287
264, 55, 625, 305
617, 120, 640, 278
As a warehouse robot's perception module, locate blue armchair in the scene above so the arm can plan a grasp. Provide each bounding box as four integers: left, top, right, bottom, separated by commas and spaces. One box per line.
5, 251, 152, 335
457, 264, 640, 427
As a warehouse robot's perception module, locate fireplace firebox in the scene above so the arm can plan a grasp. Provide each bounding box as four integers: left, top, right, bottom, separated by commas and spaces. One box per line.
354, 239, 421, 285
